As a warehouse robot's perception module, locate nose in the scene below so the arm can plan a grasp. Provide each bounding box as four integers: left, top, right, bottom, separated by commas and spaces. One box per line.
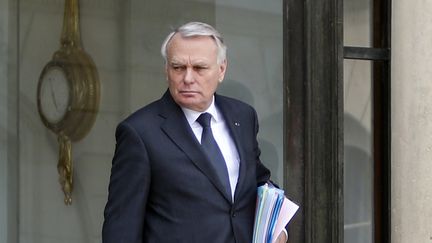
183, 67, 194, 84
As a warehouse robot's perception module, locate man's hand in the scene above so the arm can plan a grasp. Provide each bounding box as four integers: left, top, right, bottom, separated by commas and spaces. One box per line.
274, 231, 287, 243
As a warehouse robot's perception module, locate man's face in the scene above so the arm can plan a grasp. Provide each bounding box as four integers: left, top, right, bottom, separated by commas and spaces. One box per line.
166, 34, 227, 112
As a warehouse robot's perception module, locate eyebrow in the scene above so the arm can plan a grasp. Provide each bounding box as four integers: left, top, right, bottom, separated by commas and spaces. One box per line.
168, 59, 184, 65
169, 59, 210, 67
192, 62, 209, 67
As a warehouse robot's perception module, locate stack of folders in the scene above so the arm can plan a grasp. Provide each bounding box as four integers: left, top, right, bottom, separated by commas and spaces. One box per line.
252, 183, 299, 243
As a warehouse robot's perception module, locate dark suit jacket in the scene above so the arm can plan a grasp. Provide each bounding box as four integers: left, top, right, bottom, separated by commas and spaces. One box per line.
102, 91, 271, 243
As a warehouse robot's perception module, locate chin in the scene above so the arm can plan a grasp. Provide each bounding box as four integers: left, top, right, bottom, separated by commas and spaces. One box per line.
182, 103, 207, 112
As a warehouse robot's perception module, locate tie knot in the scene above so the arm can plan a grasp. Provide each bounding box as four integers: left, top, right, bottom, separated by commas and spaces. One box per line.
197, 112, 212, 128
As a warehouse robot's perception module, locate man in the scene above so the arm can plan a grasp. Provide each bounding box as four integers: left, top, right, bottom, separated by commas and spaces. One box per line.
102, 22, 287, 243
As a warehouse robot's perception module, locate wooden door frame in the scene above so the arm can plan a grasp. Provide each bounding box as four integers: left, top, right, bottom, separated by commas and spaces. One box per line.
283, 0, 344, 242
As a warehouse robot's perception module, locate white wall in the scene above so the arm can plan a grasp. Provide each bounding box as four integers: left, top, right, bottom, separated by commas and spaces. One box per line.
392, 1, 432, 242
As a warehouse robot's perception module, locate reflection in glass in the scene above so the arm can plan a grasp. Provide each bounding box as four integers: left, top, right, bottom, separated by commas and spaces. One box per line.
344, 59, 373, 243
344, 0, 372, 47
11, 0, 284, 242
216, 0, 284, 185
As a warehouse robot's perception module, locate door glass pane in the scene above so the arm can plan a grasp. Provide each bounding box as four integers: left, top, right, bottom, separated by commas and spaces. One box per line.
343, 59, 373, 243
12, 0, 283, 242
0, 0, 8, 239
344, 0, 372, 47
1, 0, 18, 242
215, 0, 284, 185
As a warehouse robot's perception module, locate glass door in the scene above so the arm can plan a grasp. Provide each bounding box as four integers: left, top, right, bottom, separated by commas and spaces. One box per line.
1, 0, 284, 242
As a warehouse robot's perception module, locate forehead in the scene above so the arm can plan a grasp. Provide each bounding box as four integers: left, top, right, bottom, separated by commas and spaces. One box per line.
166, 34, 218, 62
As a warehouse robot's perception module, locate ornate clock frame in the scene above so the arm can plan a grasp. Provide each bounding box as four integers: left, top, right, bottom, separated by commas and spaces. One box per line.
37, 0, 100, 205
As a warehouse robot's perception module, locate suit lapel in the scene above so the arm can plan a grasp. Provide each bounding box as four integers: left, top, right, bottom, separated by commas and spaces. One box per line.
158, 91, 233, 203
215, 95, 248, 203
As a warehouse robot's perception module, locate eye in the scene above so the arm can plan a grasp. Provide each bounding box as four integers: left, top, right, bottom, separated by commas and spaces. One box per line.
193, 66, 208, 71
171, 65, 185, 71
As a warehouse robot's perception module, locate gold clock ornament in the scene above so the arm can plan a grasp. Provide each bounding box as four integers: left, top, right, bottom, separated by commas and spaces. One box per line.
37, 0, 100, 205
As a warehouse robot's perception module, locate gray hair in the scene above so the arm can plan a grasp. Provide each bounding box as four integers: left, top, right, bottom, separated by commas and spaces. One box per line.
161, 22, 227, 64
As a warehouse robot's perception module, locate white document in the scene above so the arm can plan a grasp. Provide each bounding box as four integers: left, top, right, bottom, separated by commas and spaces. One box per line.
271, 197, 299, 243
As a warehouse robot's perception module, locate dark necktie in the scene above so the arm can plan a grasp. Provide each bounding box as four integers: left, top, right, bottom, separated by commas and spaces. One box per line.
196, 112, 232, 197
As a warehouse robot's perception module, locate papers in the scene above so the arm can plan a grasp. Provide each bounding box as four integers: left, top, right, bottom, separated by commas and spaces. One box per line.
252, 183, 299, 243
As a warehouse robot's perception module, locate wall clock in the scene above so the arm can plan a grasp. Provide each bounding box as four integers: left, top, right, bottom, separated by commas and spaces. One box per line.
37, 0, 100, 205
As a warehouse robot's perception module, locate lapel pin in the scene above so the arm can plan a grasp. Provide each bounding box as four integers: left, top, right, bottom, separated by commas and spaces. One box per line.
234, 122, 240, 126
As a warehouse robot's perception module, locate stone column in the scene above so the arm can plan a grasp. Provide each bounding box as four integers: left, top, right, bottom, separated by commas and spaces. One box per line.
392, 1, 432, 242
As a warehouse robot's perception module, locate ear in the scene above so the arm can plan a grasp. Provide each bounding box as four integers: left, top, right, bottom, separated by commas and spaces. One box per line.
218, 59, 227, 83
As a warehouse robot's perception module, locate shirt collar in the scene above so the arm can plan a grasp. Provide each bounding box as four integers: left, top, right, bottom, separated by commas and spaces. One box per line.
181, 96, 221, 126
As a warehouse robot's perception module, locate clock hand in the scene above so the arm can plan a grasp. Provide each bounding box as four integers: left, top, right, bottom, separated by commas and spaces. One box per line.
49, 78, 59, 110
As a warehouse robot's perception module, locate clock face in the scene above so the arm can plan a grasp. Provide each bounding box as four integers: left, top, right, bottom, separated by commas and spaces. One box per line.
39, 67, 71, 124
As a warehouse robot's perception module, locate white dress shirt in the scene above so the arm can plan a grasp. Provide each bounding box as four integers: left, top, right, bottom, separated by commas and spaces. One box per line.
181, 97, 240, 200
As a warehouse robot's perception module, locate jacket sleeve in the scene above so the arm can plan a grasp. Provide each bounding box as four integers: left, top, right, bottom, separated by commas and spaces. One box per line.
252, 108, 272, 185
102, 121, 151, 243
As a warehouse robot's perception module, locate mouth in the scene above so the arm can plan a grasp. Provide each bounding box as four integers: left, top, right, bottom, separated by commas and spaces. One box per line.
179, 90, 199, 95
